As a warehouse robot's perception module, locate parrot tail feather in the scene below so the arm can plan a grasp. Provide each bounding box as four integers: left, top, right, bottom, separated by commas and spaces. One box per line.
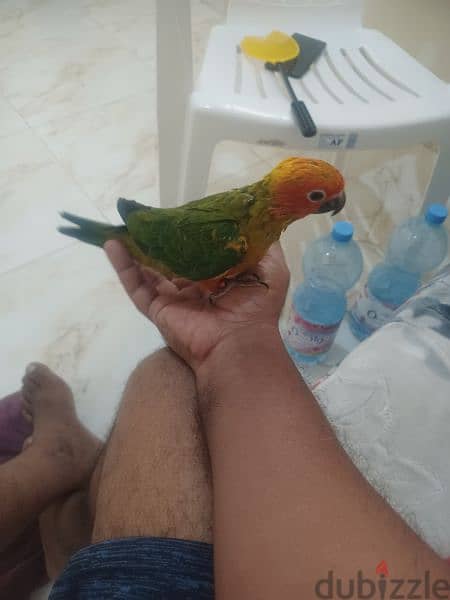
59, 211, 104, 229
59, 212, 127, 247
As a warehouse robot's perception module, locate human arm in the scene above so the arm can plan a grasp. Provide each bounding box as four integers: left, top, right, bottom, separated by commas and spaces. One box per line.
105, 240, 450, 599
196, 325, 450, 598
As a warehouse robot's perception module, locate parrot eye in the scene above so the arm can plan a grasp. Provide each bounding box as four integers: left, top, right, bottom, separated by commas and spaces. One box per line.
307, 189, 326, 202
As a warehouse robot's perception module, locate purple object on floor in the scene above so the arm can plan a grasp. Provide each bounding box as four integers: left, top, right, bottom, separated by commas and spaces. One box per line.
0, 391, 48, 599
0, 392, 33, 464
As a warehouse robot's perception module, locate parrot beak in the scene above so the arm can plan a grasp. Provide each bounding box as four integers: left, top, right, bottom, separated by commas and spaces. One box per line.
318, 191, 346, 215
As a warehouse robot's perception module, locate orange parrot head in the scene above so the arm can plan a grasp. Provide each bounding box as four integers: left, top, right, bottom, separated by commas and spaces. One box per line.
266, 157, 346, 220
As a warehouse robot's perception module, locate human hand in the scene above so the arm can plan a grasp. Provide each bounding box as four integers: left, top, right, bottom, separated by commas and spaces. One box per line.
105, 241, 290, 372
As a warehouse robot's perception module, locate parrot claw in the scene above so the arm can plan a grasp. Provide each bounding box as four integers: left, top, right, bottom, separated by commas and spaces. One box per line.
209, 272, 269, 303
209, 278, 235, 304
235, 272, 269, 288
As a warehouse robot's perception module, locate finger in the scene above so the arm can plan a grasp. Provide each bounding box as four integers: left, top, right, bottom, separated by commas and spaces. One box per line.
171, 277, 194, 290
156, 280, 205, 306
104, 240, 134, 273
104, 240, 143, 294
178, 285, 205, 301
171, 278, 206, 301
105, 241, 158, 314
130, 286, 155, 315
263, 241, 287, 269
267, 241, 285, 263
147, 293, 174, 326
140, 265, 166, 287
257, 242, 289, 287
155, 279, 179, 297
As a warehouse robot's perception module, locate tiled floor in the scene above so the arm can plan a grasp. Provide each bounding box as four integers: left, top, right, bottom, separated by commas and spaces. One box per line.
0, 2, 448, 598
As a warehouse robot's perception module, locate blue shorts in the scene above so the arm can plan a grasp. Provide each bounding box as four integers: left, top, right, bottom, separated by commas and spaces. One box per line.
49, 537, 214, 599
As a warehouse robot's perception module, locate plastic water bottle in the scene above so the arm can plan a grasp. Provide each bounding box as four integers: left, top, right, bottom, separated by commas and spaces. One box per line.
349, 203, 449, 340
285, 222, 363, 363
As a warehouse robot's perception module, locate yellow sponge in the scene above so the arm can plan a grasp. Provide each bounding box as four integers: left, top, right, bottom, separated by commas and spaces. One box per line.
240, 30, 300, 63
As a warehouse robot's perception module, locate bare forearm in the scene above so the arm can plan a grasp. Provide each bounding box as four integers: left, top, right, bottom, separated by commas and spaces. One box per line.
197, 328, 449, 599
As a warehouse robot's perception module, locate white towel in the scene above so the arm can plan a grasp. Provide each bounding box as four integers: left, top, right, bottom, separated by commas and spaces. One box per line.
314, 267, 450, 557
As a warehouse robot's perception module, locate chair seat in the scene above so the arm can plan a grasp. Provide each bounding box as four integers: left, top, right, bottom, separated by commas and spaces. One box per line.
196, 25, 450, 148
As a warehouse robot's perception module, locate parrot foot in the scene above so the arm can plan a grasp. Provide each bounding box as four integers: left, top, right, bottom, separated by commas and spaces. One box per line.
209, 273, 269, 304
235, 272, 269, 288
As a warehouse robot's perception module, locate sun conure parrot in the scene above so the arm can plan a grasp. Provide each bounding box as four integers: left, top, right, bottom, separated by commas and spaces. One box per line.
59, 157, 345, 296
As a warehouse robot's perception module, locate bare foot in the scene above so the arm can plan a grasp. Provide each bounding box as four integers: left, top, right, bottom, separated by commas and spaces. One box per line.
21, 363, 101, 493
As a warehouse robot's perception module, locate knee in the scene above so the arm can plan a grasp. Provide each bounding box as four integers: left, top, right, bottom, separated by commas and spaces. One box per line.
125, 348, 197, 406
136, 347, 188, 376
136, 347, 194, 385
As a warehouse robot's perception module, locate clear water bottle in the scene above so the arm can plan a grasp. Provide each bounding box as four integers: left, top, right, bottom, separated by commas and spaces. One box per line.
349, 203, 449, 340
285, 221, 363, 364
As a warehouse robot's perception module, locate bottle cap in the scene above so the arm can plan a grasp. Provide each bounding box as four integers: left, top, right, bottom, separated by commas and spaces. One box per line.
332, 221, 353, 242
425, 203, 448, 225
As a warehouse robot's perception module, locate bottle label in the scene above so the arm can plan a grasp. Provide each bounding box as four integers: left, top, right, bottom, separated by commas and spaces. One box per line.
350, 285, 398, 334
286, 307, 341, 355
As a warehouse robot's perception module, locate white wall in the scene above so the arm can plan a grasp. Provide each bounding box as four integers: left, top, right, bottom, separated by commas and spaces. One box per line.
223, 0, 450, 81
364, 0, 450, 82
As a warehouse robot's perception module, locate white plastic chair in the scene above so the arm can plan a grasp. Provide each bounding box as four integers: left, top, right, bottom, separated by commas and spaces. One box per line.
156, 0, 450, 208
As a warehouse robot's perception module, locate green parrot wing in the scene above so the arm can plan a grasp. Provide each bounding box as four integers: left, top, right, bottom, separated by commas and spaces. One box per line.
126, 191, 256, 280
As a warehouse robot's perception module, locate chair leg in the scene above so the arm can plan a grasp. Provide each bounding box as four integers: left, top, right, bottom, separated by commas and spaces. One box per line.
176, 110, 218, 205
156, 0, 192, 208
423, 141, 450, 210
333, 150, 348, 176
159, 133, 184, 208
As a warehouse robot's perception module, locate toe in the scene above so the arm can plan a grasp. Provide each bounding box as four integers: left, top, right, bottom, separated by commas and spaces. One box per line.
26, 362, 52, 386
22, 436, 33, 451
22, 390, 34, 410
22, 395, 33, 411
20, 364, 75, 430
23, 363, 42, 388
26, 362, 41, 374
22, 408, 33, 423
22, 380, 37, 400
25, 362, 41, 380
22, 387, 32, 401
22, 375, 38, 392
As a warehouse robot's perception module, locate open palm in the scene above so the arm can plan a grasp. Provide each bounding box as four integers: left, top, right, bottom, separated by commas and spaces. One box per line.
105, 240, 290, 371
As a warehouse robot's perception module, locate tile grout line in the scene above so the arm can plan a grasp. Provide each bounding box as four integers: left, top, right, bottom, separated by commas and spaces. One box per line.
0, 239, 79, 280
0, 94, 33, 140
7, 84, 157, 143
14, 110, 110, 223
82, 10, 157, 67
5, 90, 158, 224
0, 95, 98, 214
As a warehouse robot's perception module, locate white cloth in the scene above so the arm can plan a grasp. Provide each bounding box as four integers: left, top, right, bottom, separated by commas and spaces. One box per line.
314, 268, 450, 557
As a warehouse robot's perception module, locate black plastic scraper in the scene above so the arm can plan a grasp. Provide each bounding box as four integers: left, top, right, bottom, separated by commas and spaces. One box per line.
266, 33, 327, 138
288, 33, 327, 78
